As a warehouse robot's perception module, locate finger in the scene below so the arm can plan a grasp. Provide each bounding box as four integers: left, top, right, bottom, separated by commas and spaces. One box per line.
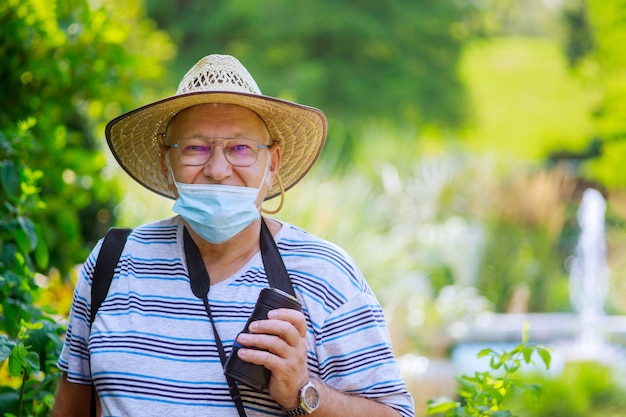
267, 308, 307, 337
237, 332, 292, 357
236, 341, 307, 379
236, 345, 273, 366
248, 318, 303, 347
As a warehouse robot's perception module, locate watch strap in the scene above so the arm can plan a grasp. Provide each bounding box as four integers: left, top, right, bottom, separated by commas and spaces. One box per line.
286, 407, 310, 416
285, 379, 319, 416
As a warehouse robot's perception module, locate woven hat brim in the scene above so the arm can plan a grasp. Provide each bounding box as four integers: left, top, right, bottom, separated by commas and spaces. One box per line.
105, 91, 327, 200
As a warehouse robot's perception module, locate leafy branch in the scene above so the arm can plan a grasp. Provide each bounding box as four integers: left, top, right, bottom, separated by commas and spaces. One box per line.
0, 321, 47, 417
427, 323, 552, 417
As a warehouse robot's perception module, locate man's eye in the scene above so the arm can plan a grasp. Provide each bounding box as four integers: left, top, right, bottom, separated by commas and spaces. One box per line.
184, 145, 210, 154
229, 144, 251, 153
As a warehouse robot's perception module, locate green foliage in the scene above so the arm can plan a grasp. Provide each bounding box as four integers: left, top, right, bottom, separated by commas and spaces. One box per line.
0, 321, 61, 417
0, 0, 174, 274
0, 1, 174, 415
574, 0, 626, 189
1, 121, 65, 417
146, 0, 480, 135
426, 324, 552, 417
143, 0, 626, 192
1, 122, 49, 333
507, 361, 626, 417
460, 37, 594, 160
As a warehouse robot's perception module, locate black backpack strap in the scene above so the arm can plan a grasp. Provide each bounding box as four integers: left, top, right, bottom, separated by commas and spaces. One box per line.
89, 227, 131, 417
90, 227, 132, 324
259, 218, 295, 296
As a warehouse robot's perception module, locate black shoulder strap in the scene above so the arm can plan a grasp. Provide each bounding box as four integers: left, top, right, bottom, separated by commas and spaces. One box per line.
90, 227, 131, 417
90, 227, 132, 324
186, 218, 295, 300
183, 218, 294, 417
259, 217, 295, 295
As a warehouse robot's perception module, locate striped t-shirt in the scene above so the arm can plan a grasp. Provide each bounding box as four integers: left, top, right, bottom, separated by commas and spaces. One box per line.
58, 216, 414, 416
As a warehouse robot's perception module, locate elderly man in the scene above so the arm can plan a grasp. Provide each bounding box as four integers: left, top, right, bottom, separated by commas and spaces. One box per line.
52, 54, 414, 417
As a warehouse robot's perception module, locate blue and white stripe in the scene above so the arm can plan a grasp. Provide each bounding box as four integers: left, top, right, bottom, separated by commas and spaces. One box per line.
58, 216, 414, 416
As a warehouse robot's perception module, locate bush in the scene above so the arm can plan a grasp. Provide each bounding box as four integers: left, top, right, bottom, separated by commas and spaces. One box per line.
509, 361, 626, 417
426, 324, 552, 417
0, 121, 64, 417
0, 1, 174, 415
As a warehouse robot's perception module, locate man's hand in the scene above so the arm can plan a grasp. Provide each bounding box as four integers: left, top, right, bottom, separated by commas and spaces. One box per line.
235, 308, 309, 408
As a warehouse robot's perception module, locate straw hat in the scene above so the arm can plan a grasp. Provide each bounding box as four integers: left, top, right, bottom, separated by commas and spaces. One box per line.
105, 54, 327, 200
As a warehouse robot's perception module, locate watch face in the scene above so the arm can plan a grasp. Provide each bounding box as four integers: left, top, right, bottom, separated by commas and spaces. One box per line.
304, 385, 320, 408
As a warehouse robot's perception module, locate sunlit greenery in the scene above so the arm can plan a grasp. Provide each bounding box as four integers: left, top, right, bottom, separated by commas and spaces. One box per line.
0, 0, 173, 414
460, 37, 594, 159
2, 0, 626, 416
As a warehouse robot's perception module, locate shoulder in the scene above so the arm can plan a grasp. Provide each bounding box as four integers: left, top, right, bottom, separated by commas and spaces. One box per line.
91, 217, 181, 253
130, 216, 181, 239
275, 221, 351, 259
274, 220, 371, 297
117, 217, 183, 262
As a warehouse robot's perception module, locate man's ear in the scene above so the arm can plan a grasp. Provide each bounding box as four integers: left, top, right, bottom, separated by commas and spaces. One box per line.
268, 144, 281, 187
160, 147, 175, 192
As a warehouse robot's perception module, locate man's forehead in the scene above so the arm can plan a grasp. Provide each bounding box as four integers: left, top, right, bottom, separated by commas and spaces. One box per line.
167, 103, 270, 138
176, 103, 259, 120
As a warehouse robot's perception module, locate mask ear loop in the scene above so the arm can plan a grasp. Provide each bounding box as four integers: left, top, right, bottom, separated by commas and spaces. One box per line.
261, 173, 284, 215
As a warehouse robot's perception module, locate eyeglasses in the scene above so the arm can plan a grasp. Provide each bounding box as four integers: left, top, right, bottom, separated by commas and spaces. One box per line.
169, 137, 271, 167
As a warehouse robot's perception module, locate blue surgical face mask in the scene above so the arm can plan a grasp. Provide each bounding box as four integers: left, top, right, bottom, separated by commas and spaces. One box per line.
170, 158, 270, 244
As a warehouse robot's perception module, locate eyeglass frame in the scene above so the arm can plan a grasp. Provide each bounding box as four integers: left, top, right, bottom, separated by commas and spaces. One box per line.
161, 135, 278, 167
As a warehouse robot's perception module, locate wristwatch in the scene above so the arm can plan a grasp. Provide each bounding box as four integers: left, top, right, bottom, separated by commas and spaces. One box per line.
286, 379, 320, 416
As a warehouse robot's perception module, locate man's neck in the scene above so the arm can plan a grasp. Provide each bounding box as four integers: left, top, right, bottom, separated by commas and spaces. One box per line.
183, 217, 280, 284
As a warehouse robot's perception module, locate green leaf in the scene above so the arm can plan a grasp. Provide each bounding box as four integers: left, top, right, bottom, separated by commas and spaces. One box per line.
504, 359, 520, 373
522, 346, 533, 363
0, 391, 20, 415
490, 355, 503, 370
477, 348, 493, 358
0, 335, 16, 361
8, 351, 24, 377
34, 224, 49, 268
0, 242, 17, 270
536, 347, 552, 370
426, 397, 459, 414
457, 375, 479, 390
24, 351, 41, 374
491, 386, 505, 403
0, 160, 19, 198
18, 216, 38, 251
14, 227, 31, 255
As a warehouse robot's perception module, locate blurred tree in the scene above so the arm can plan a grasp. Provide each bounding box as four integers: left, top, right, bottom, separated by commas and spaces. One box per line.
146, 0, 481, 146
1, 0, 174, 414
460, 37, 594, 161
0, 0, 174, 273
562, 0, 594, 67
475, 0, 563, 37
564, 0, 626, 189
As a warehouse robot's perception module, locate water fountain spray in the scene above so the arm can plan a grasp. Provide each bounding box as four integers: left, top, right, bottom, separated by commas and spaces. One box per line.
569, 188, 610, 354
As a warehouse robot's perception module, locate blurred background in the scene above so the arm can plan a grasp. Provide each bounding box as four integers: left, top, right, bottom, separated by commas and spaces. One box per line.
1, 0, 626, 416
